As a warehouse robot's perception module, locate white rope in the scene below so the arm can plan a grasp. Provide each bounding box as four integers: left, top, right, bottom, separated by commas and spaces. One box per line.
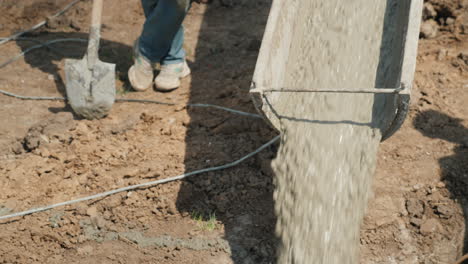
0, 89, 65, 101
0, 89, 261, 118
250, 87, 404, 94
186, 103, 262, 118
0, 135, 280, 221
0, 0, 83, 46
0, 37, 262, 118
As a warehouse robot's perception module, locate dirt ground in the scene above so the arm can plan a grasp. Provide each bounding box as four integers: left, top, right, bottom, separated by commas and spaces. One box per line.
0, 0, 467, 263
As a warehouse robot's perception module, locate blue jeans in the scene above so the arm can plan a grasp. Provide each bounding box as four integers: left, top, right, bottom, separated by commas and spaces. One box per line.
139, 0, 191, 65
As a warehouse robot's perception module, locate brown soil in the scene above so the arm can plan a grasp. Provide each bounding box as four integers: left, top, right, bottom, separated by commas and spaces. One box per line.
0, 0, 467, 263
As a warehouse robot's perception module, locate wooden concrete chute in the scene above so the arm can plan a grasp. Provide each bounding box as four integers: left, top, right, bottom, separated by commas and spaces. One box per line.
250, 0, 423, 141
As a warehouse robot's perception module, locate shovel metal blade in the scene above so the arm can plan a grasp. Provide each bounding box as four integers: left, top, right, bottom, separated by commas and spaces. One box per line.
65, 57, 116, 120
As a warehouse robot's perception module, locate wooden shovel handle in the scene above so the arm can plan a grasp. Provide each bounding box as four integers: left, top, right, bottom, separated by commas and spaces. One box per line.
87, 0, 104, 70
90, 0, 103, 27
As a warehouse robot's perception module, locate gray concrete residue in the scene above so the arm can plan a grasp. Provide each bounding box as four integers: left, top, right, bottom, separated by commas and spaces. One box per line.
79, 219, 230, 253
65, 56, 116, 120
0, 206, 12, 217
120, 232, 230, 252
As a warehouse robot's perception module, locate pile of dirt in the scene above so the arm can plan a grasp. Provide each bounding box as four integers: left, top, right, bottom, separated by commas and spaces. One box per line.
420, 0, 468, 38
0, 0, 89, 35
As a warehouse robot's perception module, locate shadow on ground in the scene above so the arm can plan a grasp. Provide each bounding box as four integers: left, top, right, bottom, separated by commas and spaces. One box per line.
14, 31, 132, 117
175, 1, 279, 263
414, 110, 468, 258
15, 31, 133, 96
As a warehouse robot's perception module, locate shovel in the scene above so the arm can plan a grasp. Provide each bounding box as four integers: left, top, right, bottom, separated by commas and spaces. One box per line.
65, 0, 115, 120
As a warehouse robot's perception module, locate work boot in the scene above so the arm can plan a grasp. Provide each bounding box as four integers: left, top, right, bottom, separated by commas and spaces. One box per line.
128, 42, 154, 92
154, 61, 191, 91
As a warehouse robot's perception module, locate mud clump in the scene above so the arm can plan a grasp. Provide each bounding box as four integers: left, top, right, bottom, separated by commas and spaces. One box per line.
420, 20, 440, 39
21, 113, 74, 152
406, 198, 425, 218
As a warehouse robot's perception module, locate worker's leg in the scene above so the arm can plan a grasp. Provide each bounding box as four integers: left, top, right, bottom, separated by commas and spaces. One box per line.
139, 0, 190, 63
161, 25, 186, 65
129, 0, 191, 91
154, 24, 191, 91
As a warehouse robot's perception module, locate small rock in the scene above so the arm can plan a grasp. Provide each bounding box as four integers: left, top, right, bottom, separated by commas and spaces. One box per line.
75, 205, 87, 216
120, 167, 140, 178
458, 51, 468, 65
175, 105, 186, 112
124, 192, 141, 206
51, 152, 68, 163
437, 49, 448, 60
462, 0, 468, 8
412, 184, 423, 191
93, 216, 106, 229
435, 204, 453, 219
70, 19, 81, 31
39, 147, 50, 158
426, 186, 435, 194
77, 245, 94, 255
364, 196, 399, 228
420, 20, 439, 39
435, 181, 446, 188
77, 235, 87, 243
439, 17, 446, 26
167, 117, 176, 124
23, 129, 48, 151
75, 122, 89, 136
410, 217, 423, 227
395, 198, 408, 216
36, 164, 55, 176
420, 218, 441, 235
45, 16, 60, 29
167, 202, 177, 215
109, 194, 124, 208
47, 74, 58, 81
86, 206, 99, 218
46, 15, 71, 30
11, 141, 25, 155
406, 199, 425, 218
422, 3, 437, 20
446, 17, 455, 25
